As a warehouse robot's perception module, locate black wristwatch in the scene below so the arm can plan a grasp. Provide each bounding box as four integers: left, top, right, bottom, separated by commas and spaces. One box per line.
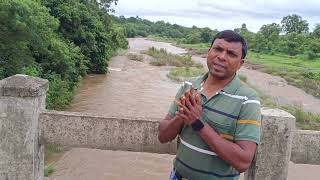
191, 119, 204, 131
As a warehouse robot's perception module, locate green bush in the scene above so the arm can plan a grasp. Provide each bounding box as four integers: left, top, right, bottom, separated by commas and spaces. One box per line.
46, 74, 73, 110
147, 47, 203, 68
307, 50, 317, 60
44, 165, 55, 177
302, 72, 320, 80
127, 53, 144, 61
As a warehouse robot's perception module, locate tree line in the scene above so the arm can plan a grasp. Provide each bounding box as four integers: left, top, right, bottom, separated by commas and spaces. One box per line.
113, 14, 320, 59
0, 0, 127, 110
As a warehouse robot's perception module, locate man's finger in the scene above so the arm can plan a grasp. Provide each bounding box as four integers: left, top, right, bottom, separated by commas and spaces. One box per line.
185, 93, 193, 110
195, 93, 201, 105
175, 100, 190, 114
182, 105, 191, 115
190, 86, 195, 96
174, 100, 183, 107
190, 86, 196, 106
181, 96, 186, 106
176, 109, 188, 119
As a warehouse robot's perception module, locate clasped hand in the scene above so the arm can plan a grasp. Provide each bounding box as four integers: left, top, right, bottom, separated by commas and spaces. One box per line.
175, 86, 203, 126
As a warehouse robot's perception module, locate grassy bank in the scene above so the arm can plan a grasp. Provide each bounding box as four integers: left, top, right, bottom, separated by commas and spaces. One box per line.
176, 43, 210, 56
148, 35, 210, 56
168, 67, 206, 82
145, 47, 205, 81
241, 75, 320, 130
261, 94, 320, 130
247, 52, 320, 98
147, 35, 178, 44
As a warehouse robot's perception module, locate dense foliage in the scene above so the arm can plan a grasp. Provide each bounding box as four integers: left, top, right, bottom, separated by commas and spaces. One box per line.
114, 14, 320, 59
0, 0, 127, 110
113, 15, 219, 44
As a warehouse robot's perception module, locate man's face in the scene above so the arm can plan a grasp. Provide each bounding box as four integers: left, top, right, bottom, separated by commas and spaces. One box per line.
207, 38, 244, 79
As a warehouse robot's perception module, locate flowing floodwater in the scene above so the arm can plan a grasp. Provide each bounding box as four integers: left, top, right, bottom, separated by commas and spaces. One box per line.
50, 38, 320, 180
66, 38, 187, 119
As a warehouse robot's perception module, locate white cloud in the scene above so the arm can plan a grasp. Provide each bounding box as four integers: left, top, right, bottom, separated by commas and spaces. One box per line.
112, 0, 320, 32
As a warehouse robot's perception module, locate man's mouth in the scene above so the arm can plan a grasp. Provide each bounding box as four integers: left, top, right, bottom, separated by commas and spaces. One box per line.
213, 62, 226, 70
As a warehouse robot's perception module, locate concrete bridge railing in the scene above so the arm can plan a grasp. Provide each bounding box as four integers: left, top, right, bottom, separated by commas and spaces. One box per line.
0, 75, 319, 180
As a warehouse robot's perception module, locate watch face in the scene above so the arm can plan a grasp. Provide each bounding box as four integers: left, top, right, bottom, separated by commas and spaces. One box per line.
192, 119, 204, 131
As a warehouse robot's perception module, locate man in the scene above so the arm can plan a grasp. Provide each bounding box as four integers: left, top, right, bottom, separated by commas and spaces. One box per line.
158, 30, 261, 180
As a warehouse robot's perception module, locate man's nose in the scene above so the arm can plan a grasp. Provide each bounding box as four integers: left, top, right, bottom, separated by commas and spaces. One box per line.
217, 51, 227, 61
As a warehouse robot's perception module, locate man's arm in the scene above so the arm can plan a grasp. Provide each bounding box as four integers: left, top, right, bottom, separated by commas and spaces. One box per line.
198, 124, 256, 173
158, 113, 184, 143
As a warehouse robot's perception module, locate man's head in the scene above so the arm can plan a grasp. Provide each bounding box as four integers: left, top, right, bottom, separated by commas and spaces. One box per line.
207, 30, 247, 80
210, 30, 247, 59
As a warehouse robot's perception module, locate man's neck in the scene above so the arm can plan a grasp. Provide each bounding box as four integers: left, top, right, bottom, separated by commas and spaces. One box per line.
202, 73, 235, 98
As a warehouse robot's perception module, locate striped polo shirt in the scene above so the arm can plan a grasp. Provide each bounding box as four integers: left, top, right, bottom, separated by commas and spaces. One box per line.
168, 73, 261, 180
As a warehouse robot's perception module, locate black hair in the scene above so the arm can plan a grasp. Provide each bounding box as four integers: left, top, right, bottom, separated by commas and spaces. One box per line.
210, 30, 248, 59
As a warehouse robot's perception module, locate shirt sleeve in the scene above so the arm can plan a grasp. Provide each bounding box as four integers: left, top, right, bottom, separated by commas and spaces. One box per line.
234, 93, 262, 144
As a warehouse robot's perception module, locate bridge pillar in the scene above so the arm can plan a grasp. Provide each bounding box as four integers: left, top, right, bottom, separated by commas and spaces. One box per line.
0, 75, 48, 180
245, 108, 296, 180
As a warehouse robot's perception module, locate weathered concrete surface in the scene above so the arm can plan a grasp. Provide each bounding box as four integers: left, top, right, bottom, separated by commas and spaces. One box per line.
245, 108, 296, 180
291, 130, 320, 165
0, 74, 48, 97
0, 75, 47, 180
40, 111, 176, 154
42, 108, 316, 180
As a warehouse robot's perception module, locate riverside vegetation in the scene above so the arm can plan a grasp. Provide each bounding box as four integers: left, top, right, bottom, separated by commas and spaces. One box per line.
0, 0, 128, 110
113, 14, 320, 130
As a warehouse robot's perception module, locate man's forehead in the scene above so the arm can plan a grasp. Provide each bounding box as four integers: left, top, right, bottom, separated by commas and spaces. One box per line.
213, 39, 242, 51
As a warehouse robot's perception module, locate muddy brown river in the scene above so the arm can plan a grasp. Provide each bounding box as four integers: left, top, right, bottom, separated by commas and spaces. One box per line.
50, 38, 320, 180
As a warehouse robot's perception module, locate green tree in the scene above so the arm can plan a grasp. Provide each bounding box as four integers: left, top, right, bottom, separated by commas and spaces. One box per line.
42, 0, 125, 73
279, 32, 305, 56
252, 23, 281, 53
312, 24, 320, 38
281, 14, 309, 34
260, 23, 281, 42
0, 0, 88, 109
186, 30, 202, 44
234, 23, 254, 49
306, 38, 320, 59
200, 27, 215, 43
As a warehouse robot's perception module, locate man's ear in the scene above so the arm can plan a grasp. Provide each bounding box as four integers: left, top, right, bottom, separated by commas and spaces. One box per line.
240, 59, 244, 65
238, 59, 245, 69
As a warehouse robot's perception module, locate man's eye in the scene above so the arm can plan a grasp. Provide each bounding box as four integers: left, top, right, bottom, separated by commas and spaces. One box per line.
229, 53, 237, 57
213, 47, 223, 51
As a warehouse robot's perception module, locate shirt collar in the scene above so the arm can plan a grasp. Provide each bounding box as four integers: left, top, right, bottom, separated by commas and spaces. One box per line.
194, 73, 241, 94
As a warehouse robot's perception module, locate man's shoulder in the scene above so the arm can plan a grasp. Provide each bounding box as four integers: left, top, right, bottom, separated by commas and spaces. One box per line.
236, 83, 259, 99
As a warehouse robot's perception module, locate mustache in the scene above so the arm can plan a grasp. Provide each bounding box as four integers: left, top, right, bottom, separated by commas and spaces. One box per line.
213, 62, 227, 69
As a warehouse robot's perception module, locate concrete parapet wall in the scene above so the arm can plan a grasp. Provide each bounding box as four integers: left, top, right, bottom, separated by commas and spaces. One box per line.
2, 74, 320, 180
40, 111, 176, 154
0, 75, 47, 180
291, 130, 320, 165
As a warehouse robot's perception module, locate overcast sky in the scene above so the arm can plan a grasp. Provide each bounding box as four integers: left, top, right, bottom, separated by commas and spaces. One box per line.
112, 0, 320, 32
